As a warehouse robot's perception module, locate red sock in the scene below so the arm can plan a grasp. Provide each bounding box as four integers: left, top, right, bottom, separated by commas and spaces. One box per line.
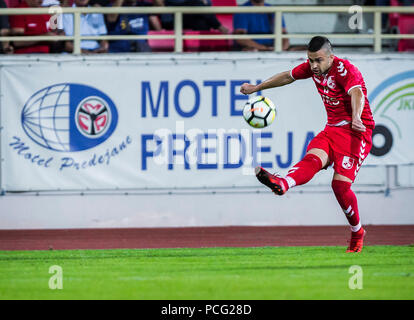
285, 154, 323, 189
331, 180, 361, 232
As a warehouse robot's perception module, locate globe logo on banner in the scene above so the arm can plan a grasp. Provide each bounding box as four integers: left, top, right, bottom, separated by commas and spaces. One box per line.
21, 83, 118, 152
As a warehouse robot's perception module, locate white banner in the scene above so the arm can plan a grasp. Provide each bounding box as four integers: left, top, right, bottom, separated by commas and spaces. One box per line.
1, 54, 413, 191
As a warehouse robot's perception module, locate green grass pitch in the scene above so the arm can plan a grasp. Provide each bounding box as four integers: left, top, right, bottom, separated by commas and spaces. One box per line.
0, 245, 413, 300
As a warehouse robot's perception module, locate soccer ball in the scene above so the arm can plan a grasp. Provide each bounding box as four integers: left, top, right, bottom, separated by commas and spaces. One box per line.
243, 96, 276, 128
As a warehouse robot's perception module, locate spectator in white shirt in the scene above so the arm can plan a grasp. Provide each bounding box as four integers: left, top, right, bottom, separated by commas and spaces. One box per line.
62, 0, 109, 53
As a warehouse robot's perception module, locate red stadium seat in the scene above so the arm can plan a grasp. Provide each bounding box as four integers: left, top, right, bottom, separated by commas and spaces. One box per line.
184, 30, 201, 52
389, 0, 401, 28
5, 0, 20, 7
211, 0, 237, 6
211, 0, 236, 32
120, 0, 236, 52
148, 30, 175, 52
198, 30, 231, 51
147, 30, 207, 52
207, 0, 236, 51
398, 14, 414, 51
389, 0, 414, 51
216, 13, 234, 32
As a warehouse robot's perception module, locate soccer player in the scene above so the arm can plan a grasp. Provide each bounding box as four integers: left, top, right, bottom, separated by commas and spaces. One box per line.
240, 36, 375, 253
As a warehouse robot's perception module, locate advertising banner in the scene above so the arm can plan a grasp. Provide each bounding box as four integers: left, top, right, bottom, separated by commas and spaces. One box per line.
1, 54, 413, 191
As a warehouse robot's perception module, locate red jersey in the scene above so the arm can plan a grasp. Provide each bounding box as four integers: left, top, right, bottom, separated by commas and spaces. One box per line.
291, 56, 375, 129
9, 3, 51, 54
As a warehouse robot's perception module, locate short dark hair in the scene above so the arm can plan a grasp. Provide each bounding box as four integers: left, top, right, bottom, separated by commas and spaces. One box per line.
307, 36, 332, 53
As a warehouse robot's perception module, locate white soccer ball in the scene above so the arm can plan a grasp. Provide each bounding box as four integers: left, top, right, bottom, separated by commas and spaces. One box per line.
243, 96, 276, 128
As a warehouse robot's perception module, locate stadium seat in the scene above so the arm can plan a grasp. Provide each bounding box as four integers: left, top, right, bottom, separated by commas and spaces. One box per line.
148, 1, 236, 52
185, 30, 231, 52
148, 30, 175, 52
198, 30, 231, 51
184, 30, 201, 52
389, 0, 400, 28
5, 0, 19, 7
208, 0, 236, 51
211, 0, 237, 6
148, 30, 214, 52
389, 0, 414, 51
211, 0, 236, 32
397, 14, 414, 51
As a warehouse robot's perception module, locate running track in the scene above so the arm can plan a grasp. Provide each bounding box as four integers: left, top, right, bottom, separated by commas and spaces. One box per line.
0, 225, 413, 250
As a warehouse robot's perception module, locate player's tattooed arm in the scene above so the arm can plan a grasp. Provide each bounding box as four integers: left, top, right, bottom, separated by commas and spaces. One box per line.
240, 71, 294, 95
349, 87, 366, 132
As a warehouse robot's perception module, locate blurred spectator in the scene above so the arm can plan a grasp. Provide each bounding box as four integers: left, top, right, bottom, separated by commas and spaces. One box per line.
372, 0, 414, 31
42, 0, 62, 5
374, 0, 414, 5
5, 0, 21, 7
42, 0, 66, 53
374, 0, 391, 30
0, 0, 13, 53
41, 0, 71, 5
89, 0, 111, 6
106, 0, 161, 52
233, 0, 289, 51
41, 0, 63, 29
62, 0, 108, 53
9, 0, 54, 54
156, 0, 229, 33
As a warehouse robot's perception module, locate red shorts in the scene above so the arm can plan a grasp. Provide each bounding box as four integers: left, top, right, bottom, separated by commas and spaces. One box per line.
306, 125, 373, 182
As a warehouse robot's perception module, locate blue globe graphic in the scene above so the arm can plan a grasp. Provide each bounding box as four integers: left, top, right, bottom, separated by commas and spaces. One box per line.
21, 84, 71, 152
22, 83, 118, 152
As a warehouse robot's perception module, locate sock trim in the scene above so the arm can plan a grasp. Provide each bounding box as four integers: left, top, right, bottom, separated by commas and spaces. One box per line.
285, 176, 296, 189
350, 222, 362, 233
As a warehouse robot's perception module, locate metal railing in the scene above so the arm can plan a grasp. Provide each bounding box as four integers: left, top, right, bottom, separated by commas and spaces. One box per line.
0, 6, 413, 54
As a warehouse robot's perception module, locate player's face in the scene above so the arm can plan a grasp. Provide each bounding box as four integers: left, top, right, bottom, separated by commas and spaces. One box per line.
307, 49, 334, 76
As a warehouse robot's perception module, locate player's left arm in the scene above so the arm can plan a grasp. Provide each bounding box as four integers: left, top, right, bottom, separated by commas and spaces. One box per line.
349, 87, 366, 133
337, 60, 366, 132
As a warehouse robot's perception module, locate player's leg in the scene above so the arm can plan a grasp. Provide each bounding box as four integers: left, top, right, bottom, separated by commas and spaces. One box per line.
256, 129, 331, 195
255, 148, 329, 195
284, 148, 328, 189
331, 172, 366, 253
329, 127, 373, 252
331, 173, 362, 232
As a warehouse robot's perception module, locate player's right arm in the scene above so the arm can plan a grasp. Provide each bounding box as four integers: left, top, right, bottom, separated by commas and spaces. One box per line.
240, 61, 312, 95
240, 71, 294, 95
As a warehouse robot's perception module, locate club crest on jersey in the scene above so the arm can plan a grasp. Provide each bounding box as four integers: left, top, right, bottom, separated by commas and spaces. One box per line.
342, 156, 355, 170
327, 76, 336, 89
321, 76, 336, 92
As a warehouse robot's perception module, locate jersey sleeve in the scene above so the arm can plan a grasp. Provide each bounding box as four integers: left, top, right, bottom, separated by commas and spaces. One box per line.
336, 60, 364, 95
290, 61, 312, 80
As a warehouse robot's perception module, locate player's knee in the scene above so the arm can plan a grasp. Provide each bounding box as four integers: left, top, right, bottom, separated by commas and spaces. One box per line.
302, 153, 323, 171
306, 148, 329, 167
